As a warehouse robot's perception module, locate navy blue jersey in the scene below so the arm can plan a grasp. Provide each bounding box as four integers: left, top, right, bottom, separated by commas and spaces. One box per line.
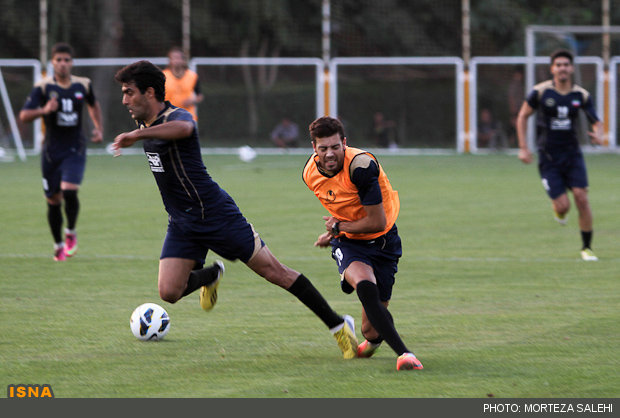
22, 75, 96, 153
526, 80, 599, 152
139, 102, 243, 223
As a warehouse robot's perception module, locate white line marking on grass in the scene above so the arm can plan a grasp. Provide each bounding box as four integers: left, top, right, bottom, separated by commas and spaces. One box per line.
411, 256, 620, 263
0, 253, 155, 261
1, 253, 618, 263
269, 255, 620, 263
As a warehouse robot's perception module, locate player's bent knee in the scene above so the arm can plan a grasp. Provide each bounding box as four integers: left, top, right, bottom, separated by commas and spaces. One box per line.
553, 199, 570, 215
158, 286, 182, 304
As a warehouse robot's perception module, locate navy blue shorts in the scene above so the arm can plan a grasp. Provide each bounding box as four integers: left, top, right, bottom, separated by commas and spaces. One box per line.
160, 215, 265, 268
330, 225, 402, 302
41, 147, 86, 197
538, 151, 588, 200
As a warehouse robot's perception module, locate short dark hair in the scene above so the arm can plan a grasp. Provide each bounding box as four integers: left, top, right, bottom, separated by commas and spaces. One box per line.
309, 116, 345, 142
114, 60, 166, 102
51, 42, 74, 58
550, 49, 574, 65
168, 46, 184, 57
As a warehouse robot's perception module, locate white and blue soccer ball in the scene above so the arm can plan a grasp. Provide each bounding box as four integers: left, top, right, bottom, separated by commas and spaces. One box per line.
130, 303, 170, 341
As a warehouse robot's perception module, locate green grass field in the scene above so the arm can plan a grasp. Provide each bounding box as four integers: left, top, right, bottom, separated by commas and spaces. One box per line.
1, 152, 618, 398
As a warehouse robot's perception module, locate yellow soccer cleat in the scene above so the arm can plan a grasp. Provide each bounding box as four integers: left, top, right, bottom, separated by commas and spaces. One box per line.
199, 260, 224, 311
553, 210, 567, 226
332, 315, 358, 359
580, 248, 598, 261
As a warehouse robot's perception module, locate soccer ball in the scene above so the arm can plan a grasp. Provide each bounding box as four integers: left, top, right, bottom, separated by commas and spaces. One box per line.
238, 145, 257, 162
129, 303, 170, 341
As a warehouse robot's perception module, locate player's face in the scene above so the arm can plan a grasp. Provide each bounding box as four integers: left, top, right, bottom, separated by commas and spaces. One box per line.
121, 82, 151, 121
168, 51, 186, 69
551, 57, 573, 83
51, 53, 73, 79
313, 134, 347, 174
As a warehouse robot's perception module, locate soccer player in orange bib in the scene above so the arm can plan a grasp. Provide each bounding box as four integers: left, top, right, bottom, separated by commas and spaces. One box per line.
163, 47, 203, 121
303, 116, 423, 371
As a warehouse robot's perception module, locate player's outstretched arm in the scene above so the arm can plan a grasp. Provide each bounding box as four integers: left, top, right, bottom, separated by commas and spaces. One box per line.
112, 121, 193, 156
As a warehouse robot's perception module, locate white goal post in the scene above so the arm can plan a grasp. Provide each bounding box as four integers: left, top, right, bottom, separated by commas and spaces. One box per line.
0, 59, 42, 160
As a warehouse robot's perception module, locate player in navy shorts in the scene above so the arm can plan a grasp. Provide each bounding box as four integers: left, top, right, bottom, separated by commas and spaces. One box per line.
19, 43, 104, 261
516, 49, 603, 261
112, 60, 359, 359
332, 226, 402, 302
303, 116, 423, 371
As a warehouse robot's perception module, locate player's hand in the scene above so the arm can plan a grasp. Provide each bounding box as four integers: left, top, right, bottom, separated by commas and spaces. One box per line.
314, 232, 332, 248
518, 148, 532, 164
112, 130, 140, 157
91, 128, 103, 143
323, 215, 340, 235
43, 97, 58, 114
588, 130, 604, 146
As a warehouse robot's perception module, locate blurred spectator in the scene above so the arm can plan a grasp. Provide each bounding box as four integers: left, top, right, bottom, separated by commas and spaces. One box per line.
270, 118, 299, 148
372, 112, 398, 149
478, 108, 508, 150
163, 47, 203, 121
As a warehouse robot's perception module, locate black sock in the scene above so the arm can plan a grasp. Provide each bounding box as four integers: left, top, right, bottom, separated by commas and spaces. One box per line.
182, 263, 221, 297
364, 309, 392, 345
62, 190, 79, 230
286, 274, 343, 329
47, 203, 63, 244
356, 280, 409, 356
581, 230, 593, 250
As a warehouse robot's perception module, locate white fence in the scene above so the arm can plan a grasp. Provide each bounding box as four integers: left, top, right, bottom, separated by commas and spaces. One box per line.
1, 56, 619, 159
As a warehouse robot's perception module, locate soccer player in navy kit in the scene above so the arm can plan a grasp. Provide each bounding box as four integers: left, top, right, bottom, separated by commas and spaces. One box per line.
516, 49, 603, 261
19, 43, 104, 261
112, 61, 358, 359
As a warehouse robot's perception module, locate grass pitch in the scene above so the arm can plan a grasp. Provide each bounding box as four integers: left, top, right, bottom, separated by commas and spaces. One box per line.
0, 152, 618, 398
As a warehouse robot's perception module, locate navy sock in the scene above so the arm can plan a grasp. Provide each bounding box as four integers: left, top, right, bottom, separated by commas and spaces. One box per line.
62, 190, 79, 230
364, 309, 393, 344
47, 203, 63, 243
581, 230, 593, 250
356, 280, 408, 356
287, 274, 343, 329
182, 263, 221, 297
